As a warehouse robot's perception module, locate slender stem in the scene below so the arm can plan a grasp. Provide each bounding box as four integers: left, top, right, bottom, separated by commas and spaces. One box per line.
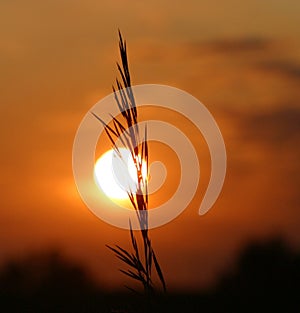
99, 31, 166, 296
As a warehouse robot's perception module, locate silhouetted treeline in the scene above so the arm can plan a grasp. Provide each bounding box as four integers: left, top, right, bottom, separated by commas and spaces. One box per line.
0, 238, 299, 312
213, 237, 300, 312
0, 251, 104, 312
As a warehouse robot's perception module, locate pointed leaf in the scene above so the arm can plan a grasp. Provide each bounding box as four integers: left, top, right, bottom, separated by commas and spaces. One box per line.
152, 250, 167, 292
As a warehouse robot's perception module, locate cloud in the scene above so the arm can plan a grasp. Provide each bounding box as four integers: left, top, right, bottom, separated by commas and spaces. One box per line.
258, 60, 300, 80
229, 106, 300, 148
187, 37, 270, 55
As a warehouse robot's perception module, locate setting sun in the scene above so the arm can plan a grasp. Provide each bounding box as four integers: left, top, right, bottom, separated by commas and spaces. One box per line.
94, 148, 147, 200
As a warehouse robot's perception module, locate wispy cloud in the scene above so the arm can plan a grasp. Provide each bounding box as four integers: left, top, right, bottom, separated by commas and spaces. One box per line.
258, 60, 300, 80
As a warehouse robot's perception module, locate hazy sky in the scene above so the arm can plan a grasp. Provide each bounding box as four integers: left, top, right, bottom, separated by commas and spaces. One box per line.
1, 0, 300, 291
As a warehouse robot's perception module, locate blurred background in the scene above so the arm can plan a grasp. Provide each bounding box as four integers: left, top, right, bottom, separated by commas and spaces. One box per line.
1, 0, 300, 311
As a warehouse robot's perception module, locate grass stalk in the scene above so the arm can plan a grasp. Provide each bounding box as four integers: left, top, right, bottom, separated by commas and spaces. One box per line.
93, 31, 166, 296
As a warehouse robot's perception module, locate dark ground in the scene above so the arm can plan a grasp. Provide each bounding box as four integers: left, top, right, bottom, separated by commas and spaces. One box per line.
0, 237, 299, 313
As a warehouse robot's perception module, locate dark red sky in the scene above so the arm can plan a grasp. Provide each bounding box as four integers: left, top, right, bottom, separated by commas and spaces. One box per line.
1, 0, 300, 291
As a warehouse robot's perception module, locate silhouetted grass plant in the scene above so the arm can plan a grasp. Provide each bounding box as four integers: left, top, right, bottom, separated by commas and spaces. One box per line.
93, 31, 166, 297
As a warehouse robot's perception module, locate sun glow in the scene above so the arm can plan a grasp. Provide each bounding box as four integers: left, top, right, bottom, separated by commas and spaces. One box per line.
94, 148, 147, 200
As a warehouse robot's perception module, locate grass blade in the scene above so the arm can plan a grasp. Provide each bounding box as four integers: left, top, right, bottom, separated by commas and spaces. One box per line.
152, 250, 167, 292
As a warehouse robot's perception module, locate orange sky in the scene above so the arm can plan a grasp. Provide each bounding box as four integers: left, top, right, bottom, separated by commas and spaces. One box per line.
1, 0, 300, 291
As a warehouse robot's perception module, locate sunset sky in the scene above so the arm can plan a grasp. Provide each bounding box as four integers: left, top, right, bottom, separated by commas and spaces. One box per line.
1, 0, 300, 292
